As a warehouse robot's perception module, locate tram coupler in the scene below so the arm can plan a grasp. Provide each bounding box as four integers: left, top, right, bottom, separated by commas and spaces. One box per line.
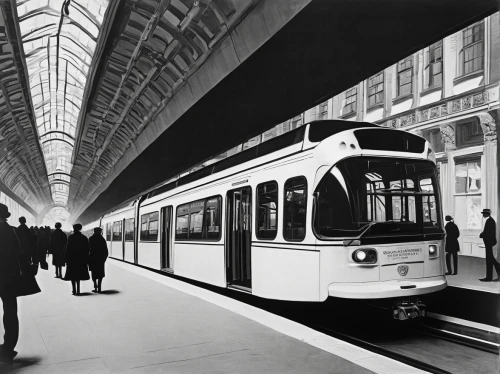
392, 298, 426, 320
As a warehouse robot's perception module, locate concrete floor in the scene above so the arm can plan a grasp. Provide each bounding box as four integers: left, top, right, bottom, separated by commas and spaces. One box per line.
0, 260, 428, 373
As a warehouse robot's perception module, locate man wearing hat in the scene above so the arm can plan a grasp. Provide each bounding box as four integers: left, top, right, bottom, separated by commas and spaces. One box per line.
88, 227, 109, 293
444, 215, 460, 275
479, 208, 500, 282
0, 203, 40, 364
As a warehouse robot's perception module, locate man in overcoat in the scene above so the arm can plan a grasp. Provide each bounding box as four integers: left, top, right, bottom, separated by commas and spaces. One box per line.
49, 223, 67, 278
0, 204, 40, 365
444, 215, 460, 275
17, 217, 38, 266
64, 224, 90, 295
479, 208, 500, 282
88, 227, 109, 293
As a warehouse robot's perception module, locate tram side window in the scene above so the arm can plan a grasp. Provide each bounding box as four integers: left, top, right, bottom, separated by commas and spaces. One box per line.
205, 196, 221, 240
125, 218, 135, 241
176, 204, 189, 239
112, 221, 122, 241
257, 181, 278, 239
106, 223, 111, 241
176, 196, 222, 240
283, 177, 307, 241
140, 212, 159, 241
189, 200, 205, 240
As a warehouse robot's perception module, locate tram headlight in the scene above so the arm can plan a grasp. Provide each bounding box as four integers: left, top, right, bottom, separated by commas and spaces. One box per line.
429, 244, 438, 257
352, 248, 377, 264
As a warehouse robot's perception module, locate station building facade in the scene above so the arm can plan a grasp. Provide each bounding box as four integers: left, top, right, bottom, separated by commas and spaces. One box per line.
303, 13, 500, 271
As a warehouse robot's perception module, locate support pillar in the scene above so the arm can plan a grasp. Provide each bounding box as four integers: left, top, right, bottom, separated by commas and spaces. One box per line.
477, 112, 498, 260
439, 122, 457, 219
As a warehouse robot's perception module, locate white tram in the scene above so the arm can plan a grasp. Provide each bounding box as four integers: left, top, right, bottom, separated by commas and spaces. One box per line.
85, 120, 447, 318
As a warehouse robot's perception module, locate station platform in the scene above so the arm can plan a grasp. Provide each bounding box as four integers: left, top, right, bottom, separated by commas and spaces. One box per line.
445, 255, 500, 293
0, 260, 430, 373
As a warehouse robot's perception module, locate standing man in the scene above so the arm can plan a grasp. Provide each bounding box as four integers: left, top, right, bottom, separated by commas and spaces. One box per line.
49, 223, 67, 279
444, 215, 460, 275
16, 217, 38, 267
88, 227, 108, 293
0, 204, 40, 365
479, 208, 500, 282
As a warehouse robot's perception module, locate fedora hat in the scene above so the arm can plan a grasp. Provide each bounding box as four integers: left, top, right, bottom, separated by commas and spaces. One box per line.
445, 215, 453, 221
0, 203, 11, 219
481, 208, 492, 214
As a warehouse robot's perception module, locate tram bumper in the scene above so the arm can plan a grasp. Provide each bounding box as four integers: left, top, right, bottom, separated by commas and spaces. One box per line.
327, 275, 446, 299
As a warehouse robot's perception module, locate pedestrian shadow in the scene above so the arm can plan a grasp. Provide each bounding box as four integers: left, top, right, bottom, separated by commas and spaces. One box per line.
3, 356, 42, 372
99, 290, 120, 295
76, 292, 94, 297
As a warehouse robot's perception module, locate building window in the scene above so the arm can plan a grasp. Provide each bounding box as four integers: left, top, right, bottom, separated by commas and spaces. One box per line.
140, 212, 159, 241
341, 87, 357, 116
125, 218, 134, 241
459, 22, 484, 76
456, 120, 483, 148
454, 156, 482, 230
106, 222, 111, 241
423, 129, 445, 153
283, 177, 307, 241
397, 57, 413, 97
256, 181, 278, 240
424, 41, 443, 89
455, 158, 481, 194
318, 101, 329, 120
367, 72, 384, 108
112, 221, 122, 241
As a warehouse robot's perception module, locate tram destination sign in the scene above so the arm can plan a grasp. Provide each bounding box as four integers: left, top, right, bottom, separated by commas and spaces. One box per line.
382, 246, 423, 264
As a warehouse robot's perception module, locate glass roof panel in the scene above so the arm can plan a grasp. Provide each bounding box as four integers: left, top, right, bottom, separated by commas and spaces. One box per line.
17, 0, 109, 207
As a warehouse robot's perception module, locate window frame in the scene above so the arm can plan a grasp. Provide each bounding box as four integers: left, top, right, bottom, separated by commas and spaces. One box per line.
125, 218, 135, 241
175, 195, 222, 241
396, 56, 414, 98
106, 222, 111, 241
283, 176, 308, 242
459, 22, 484, 77
367, 71, 385, 109
140, 212, 159, 242
454, 156, 482, 195
256, 181, 279, 240
423, 40, 443, 91
456, 119, 484, 148
112, 220, 122, 242
341, 87, 357, 117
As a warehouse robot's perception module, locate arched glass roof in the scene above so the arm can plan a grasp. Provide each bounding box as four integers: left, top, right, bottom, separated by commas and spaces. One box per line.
16, 0, 109, 207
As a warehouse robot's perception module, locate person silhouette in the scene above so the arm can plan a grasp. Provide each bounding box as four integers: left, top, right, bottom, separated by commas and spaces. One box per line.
88, 227, 108, 293
63, 224, 90, 295
479, 209, 500, 282
49, 223, 67, 278
444, 215, 460, 275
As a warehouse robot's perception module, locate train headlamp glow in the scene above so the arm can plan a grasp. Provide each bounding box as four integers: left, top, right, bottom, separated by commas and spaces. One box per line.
352, 248, 377, 264
429, 244, 438, 257
355, 251, 366, 261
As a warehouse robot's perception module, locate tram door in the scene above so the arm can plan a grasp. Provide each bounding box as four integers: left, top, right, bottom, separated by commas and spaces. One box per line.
160, 206, 173, 271
226, 187, 252, 290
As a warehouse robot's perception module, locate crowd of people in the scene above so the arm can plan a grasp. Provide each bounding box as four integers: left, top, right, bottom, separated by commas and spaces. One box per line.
0, 203, 109, 365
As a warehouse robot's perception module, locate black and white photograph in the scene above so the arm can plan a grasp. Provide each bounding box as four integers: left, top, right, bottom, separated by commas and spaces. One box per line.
0, 0, 498, 372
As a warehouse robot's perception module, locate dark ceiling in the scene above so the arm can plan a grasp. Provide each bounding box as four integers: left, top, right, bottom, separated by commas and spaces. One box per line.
77, 0, 499, 224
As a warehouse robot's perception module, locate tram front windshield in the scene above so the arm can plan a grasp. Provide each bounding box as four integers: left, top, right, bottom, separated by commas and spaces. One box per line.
315, 157, 443, 241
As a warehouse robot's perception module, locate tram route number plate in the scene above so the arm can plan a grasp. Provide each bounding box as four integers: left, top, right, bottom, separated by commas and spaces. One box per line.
382, 247, 423, 263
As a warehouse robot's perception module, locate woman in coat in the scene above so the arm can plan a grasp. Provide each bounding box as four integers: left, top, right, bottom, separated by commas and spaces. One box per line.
64, 224, 90, 295
445, 215, 460, 275
88, 227, 109, 293
49, 223, 67, 279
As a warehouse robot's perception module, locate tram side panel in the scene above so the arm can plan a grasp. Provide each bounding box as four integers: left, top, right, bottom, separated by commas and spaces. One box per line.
171, 191, 226, 287
250, 155, 321, 301
137, 202, 161, 270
